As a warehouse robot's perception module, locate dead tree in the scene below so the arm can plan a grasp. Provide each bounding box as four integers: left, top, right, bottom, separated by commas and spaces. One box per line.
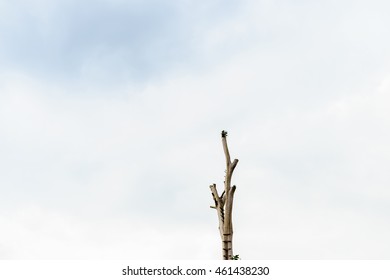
209, 130, 239, 260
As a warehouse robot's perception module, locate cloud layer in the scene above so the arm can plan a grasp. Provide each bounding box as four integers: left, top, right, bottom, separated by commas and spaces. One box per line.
1, 0, 390, 259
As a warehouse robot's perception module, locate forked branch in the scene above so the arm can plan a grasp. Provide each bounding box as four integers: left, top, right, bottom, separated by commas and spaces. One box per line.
209, 130, 239, 260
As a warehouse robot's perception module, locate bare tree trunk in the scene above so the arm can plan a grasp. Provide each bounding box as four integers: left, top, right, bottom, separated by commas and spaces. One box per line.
210, 130, 239, 260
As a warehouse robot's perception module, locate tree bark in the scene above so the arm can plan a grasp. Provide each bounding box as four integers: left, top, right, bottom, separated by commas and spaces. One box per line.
210, 130, 239, 260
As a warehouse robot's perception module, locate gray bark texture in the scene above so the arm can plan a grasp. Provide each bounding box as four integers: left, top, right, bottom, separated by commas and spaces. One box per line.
210, 130, 239, 260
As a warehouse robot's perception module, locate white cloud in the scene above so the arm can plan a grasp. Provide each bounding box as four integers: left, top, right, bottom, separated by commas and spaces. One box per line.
0, 203, 220, 259
1, 0, 390, 260
2, 54, 390, 259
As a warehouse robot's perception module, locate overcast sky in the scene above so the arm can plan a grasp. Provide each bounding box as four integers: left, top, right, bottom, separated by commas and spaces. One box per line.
1, 0, 390, 259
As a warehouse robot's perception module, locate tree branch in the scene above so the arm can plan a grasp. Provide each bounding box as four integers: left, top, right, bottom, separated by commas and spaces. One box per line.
222, 130, 231, 166
230, 158, 239, 174
210, 184, 225, 239
209, 130, 240, 258
210, 184, 221, 208
223, 185, 236, 234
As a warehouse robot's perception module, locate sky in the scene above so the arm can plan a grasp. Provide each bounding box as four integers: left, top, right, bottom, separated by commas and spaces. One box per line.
0, 0, 390, 259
